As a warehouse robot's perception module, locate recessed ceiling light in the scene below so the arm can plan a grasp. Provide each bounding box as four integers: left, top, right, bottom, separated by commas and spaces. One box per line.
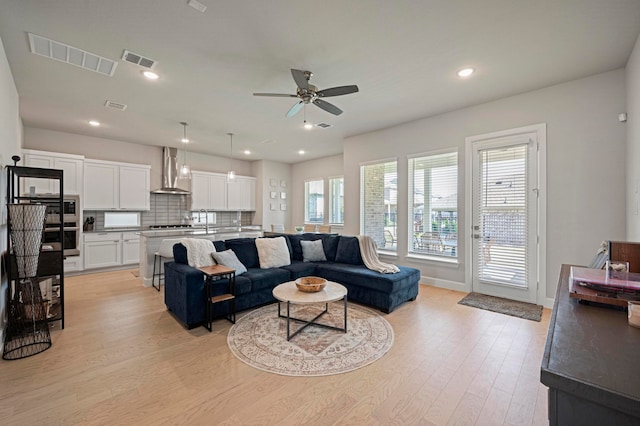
303, 121, 313, 130
298, 150, 305, 155
243, 150, 251, 155
457, 68, 475, 78
88, 120, 100, 127
142, 70, 159, 80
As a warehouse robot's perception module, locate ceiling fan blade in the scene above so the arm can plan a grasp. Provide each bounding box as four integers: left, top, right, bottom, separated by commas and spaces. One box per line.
253, 93, 297, 97
313, 99, 343, 116
291, 69, 309, 91
285, 101, 304, 117
316, 85, 359, 98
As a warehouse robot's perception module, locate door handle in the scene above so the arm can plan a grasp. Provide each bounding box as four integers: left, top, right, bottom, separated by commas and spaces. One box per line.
473, 234, 481, 239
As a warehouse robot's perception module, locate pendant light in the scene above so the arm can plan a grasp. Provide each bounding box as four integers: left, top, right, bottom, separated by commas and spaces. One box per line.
227, 132, 236, 182
178, 122, 191, 179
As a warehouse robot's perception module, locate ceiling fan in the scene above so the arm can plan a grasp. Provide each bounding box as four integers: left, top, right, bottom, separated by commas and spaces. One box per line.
253, 69, 359, 117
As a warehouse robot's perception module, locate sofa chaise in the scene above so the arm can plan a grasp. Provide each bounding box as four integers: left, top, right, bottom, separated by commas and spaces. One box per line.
164, 233, 420, 329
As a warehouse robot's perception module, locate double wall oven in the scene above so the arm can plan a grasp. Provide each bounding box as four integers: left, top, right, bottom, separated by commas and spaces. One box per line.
39, 194, 80, 256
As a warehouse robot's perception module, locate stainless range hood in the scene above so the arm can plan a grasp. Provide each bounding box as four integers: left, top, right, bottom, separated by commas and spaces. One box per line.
151, 147, 191, 195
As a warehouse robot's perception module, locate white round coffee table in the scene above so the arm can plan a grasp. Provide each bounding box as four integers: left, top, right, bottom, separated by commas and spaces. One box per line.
272, 281, 348, 341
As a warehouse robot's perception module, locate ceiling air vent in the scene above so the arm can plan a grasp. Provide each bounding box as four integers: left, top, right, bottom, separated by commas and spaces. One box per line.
28, 33, 117, 76
122, 50, 157, 69
104, 100, 128, 111
316, 122, 333, 129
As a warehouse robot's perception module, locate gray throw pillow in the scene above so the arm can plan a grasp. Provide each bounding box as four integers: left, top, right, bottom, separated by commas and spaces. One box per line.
301, 239, 327, 262
211, 250, 247, 275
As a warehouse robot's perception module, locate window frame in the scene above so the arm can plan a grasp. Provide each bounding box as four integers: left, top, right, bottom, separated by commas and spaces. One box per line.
360, 157, 398, 252
407, 148, 459, 262
304, 178, 325, 224
328, 175, 344, 225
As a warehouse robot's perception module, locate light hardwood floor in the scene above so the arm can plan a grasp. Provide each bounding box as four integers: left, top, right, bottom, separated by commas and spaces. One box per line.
0, 269, 551, 425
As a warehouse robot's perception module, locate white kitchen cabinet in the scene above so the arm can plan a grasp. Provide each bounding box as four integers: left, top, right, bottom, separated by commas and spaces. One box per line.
190, 171, 228, 211
84, 231, 140, 269
227, 176, 256, 211
84, 233, 121, 269
64, 255, 83, 272
191, 171, 254, 211
122, 232, 140, 264
23, 150, 84, 195
119, 166, 150, 210
84, 159, 150, 210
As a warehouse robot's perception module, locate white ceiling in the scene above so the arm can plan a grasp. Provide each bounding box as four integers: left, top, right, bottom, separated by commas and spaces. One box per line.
1, 0, 639, 163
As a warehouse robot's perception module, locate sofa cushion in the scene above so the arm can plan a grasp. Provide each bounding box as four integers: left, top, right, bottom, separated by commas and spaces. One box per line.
335, 236, 363, 265
288, 233, 340, 261
281, 260, 318, 280
242, 267, 291, 292
301, 239, 327, 262
255, 236, 291, 268
318, 234, 340, 261
224, 238, 260, 268
316, 263, 419, 294
212, 249, 247, 275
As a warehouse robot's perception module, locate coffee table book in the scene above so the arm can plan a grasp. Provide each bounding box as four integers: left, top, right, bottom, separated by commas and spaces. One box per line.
569, 266, 640, 307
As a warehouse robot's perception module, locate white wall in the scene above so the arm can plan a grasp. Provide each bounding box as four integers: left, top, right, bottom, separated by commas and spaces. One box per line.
627, 33, 640, 240
291, 154, 344, 229
251, 160, 291, 230
0, 36, 22, 351
23, 127, 253, 191
342, 70, 626, 301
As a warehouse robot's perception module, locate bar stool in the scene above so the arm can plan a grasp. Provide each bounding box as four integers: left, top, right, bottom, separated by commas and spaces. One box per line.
152, 238, 180, 291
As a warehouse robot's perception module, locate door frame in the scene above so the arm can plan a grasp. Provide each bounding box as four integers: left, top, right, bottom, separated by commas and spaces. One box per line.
464, 123, 547, 305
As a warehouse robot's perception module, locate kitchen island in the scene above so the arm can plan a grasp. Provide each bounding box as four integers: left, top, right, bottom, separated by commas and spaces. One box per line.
138, 226, 262, 288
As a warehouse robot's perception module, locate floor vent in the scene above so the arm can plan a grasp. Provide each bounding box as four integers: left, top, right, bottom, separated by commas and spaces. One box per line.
316, 122, 333, 129
28, 33, 117, 77
104, 100, 128, 111
122, 50, 157, 69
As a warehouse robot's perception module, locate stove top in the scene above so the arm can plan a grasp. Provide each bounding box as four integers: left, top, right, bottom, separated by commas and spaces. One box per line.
149, 224, 193, 229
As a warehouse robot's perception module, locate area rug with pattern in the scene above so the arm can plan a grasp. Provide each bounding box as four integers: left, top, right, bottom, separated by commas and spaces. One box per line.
227, 302, 394, 376
458, 292, 543, 322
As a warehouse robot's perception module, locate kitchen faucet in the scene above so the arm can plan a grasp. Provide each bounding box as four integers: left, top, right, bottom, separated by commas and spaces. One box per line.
199, 209, 208, 231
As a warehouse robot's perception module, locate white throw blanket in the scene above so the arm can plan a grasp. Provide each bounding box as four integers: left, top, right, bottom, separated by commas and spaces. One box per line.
181, 238, 215, 268
356, 235, 400, 274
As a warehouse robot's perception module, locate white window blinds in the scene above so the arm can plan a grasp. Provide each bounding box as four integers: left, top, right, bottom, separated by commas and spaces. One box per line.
304, 179, 324, 223
409, 151, 458, 258
475, 144, 528, 286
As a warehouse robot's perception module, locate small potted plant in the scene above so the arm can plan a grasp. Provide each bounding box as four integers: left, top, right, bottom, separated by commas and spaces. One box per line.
294, 226, 304, 234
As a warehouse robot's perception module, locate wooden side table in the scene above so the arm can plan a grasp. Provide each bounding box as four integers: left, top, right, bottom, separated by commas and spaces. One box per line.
198, 265, 236, 332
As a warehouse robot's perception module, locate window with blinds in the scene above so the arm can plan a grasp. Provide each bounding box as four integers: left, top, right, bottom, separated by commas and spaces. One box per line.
361, 160, 397, 250
476, 144, 528, 286
304, 179, 324, 223
329, 177, 344, 224
409, 151, 458, 258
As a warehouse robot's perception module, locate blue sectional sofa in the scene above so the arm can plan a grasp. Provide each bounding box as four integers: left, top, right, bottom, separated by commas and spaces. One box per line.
164, 234, 420, 329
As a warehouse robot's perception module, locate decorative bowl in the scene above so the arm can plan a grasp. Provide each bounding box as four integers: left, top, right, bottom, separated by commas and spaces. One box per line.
295, 276, 327, 292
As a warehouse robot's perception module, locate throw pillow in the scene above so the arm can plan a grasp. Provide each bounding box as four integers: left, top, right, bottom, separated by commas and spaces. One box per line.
301, 239, 327, 262
255, 236, 291, 269
211, 250, 247, 275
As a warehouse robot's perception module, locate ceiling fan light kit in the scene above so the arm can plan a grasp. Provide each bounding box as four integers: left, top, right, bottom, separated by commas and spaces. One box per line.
254, 68, 359, 118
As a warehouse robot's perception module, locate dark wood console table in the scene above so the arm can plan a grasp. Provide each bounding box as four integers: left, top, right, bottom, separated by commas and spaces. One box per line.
541, 264, 640, 425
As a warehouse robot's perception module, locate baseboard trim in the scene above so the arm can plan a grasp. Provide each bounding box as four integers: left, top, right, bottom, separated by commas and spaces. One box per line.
419, 276, 469, 292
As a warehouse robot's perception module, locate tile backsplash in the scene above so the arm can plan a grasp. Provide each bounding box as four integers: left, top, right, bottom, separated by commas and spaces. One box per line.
83, 193, 254, 230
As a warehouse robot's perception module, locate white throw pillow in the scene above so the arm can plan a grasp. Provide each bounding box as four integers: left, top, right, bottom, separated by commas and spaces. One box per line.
180, 238, 216, 268
301, 239, 327, 262
211, 250, 247, 275
255, 236, 291, 269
